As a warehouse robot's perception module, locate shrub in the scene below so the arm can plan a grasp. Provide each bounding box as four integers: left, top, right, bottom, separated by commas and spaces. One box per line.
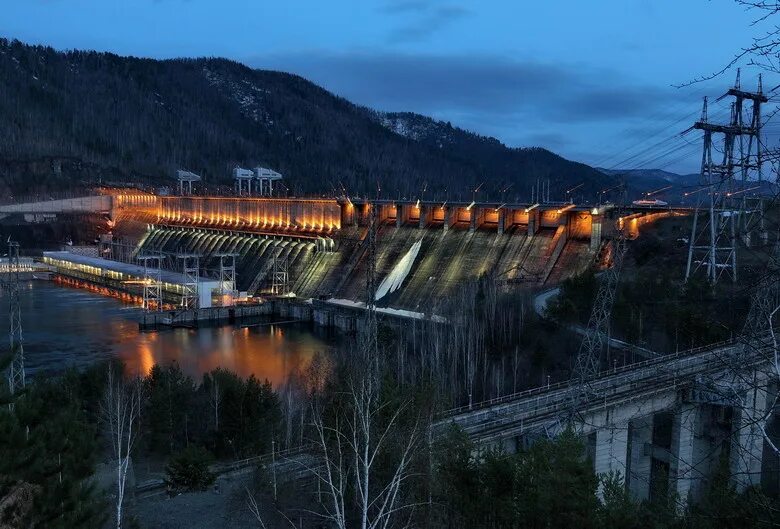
164, 445, 215, 493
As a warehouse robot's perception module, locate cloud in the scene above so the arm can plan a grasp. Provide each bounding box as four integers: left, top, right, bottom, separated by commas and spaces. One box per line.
380, 1, 471, 43
254, 51, 672, 120
249, 51, 700, 170
379, 1, 431, 14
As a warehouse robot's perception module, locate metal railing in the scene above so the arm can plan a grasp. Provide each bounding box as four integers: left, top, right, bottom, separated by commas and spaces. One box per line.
440, 337, 741, 417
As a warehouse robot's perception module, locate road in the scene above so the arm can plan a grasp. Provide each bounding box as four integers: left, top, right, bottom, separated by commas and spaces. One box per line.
532, 285, 658, 359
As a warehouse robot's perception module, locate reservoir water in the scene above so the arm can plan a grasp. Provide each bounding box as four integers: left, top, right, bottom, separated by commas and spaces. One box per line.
6, 281, 335, 387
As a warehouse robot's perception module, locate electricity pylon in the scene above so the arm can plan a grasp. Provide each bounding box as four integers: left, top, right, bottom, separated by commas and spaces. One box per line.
685, 71, 766, 284
215, 253, 238, 303
270, 252, 289, 295
5, 240, 25, 396
573, 219, 627, 384
139, 254, 163, 312
177, 253, 201, 310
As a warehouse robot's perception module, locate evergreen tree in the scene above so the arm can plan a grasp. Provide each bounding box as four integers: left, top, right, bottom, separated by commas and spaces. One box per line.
0, 376, 106, 528
143, 362, 196, 454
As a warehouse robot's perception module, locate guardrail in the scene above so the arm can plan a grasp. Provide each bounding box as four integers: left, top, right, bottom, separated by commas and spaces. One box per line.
134, 444, 313, 497
443, 341, 770, 444
440, 337, 741, 417
460, 351, 772, 444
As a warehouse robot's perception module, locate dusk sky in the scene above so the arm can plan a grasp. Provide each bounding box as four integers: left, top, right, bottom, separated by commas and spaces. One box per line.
3, 0, 775, 173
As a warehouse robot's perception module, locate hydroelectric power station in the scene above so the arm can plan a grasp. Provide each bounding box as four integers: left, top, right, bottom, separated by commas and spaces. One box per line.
0, 190, 683, 327
4, 186, 779, 508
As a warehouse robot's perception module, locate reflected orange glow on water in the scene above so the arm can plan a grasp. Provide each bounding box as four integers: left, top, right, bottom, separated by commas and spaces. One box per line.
18, 282, 334, 389
115, 323, 329, 387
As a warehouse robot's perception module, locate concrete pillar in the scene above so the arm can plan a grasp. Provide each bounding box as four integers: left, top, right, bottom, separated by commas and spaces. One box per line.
731, 370, 769, 492
443, 207, 452, 231
527, 209, 539, 237
418, 205, 427, 229
594, 423, 629, 499
671, 403, 700, 505
590, 213, 602, 252
396, 204, 404, 228
627, 416, 653, 502
469, 208, 477, 233
377, 204, 392, 224
340, 202, 356, 227
497, 209, 506, 235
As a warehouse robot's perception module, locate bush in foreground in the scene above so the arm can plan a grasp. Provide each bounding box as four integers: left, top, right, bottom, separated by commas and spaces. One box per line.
164, 445, 216, 493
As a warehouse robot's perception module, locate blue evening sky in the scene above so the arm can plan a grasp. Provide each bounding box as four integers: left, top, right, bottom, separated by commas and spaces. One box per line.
2, 0, 775, 174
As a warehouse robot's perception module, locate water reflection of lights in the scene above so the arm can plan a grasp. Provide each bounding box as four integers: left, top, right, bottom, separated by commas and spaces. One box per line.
25, 282, 333, 389
137, 340, 155, 375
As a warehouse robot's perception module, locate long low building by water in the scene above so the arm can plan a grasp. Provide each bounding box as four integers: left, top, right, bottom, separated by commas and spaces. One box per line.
43, 251, 232, 308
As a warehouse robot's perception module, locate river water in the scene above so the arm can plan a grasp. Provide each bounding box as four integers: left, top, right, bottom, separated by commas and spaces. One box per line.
6, 281, 335, 387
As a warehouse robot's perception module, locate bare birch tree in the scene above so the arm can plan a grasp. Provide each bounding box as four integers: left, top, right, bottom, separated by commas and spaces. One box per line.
308, 345, 421, 529
210, 377, 220, 432
101, 364, 142, 529
311, 388, 419, 528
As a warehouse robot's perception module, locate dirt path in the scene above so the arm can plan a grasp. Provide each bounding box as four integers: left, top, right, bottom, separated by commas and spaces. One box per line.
132, 473, 259, 529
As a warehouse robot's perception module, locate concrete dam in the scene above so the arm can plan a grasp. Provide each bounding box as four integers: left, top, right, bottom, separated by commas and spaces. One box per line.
105, 195, 613, 310
4, 192, 677, 314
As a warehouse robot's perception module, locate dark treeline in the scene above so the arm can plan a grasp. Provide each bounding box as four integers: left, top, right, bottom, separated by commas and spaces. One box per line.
430, 428, 778, 529
380, 277, 580, 408
547, 217, 757, 355
253, 329, 780, 529
0, 356, 106, 528
141, 363, 280, 459
0, 38, 614, 199
272, 276, 581, 437
0, 357, 284, 527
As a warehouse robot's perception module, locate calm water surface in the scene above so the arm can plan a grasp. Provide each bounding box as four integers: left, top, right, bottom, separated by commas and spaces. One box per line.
8, 281, 335, 386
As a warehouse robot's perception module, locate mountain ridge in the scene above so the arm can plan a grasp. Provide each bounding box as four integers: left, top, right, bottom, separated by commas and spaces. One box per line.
0, 38, 616, 199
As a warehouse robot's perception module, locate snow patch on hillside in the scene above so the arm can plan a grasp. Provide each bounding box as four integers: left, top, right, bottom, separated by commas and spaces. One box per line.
202, 66, 273, 127
370, 110, 455, 148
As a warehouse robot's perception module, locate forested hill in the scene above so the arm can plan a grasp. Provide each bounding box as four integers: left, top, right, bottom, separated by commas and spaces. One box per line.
0, 38, 614, 198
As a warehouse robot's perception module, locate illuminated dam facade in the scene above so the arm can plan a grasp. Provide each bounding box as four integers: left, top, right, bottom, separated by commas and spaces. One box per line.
3, 192, 679, 312
113, 195, 343, 233
105, 193, 651, 311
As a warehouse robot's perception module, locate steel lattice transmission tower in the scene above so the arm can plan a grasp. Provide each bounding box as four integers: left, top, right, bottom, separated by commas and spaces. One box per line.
215, 253, 238, 303
139, 254, 163, 312
573, 221, 627, 384
5, 241, 25, 396
685, 71, 767, 284
177, 254, 201, 310
270, 252, 289, 295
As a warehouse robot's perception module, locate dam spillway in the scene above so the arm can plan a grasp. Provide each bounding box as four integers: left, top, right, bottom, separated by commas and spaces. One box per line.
18, 192, 674, 312
127, 212, 596, 310
135, 226, 333, 295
